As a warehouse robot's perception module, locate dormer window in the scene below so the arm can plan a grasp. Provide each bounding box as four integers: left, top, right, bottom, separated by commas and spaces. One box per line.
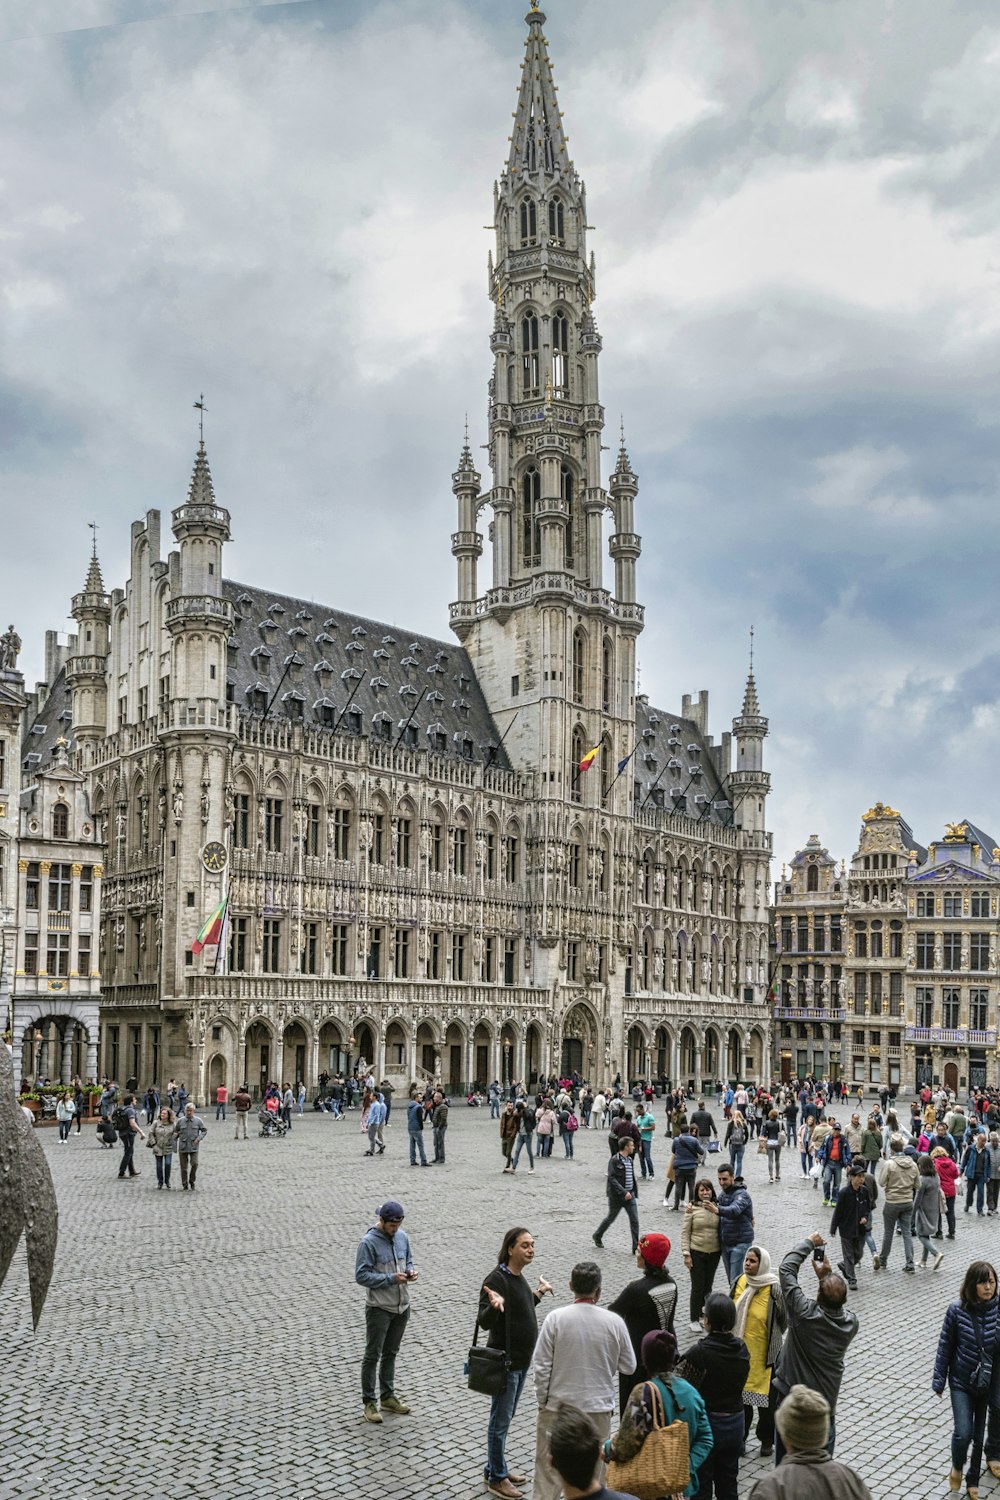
347, 709, 362, 734
247, 685, 267, 713
52, 802, 69, 838
342, 667, 363, 684
287, 626, 307, 640
315, 632, 335, 647
346, 640, 364, 655
427, 662, 445, 676
459, 735, 473, 761
381, 635, 396, 646
237, 592, 252, 607
370, 676, 389, 694
401, 656, 418, 678
294, 609, 312, 621
453, 700, 470, 718
372, 713, 392, 742
409, 642, 424, 656
323, 617, 338, 630
427, 689, 445, 705
373, 648, 391, 664
351, 625, 367, 638
399, 684, 419, 701
282, 690, 305, 719
258, 618, 277, 632
267, 602, 285, 616
314, 660, 333, 675
519, 197, 537, 245
402, 723, 418, 748
313, 697, 335, 727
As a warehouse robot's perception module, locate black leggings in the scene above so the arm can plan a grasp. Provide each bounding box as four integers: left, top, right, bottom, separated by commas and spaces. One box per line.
688, 1248, 721, 1323
744, 1392, 775, 1446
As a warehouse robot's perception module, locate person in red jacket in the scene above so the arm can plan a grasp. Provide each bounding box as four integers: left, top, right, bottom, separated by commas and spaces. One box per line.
933, 1145, 961, 1240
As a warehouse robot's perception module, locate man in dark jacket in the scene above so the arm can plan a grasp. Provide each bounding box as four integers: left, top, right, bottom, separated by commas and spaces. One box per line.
829, 1162, 872, 1291
716, 1166, 755, 1284
680, 1291, 750, 1500
669, 1124, 706, 1209
593, 1139, 640, 1253
773, 1235, 858, 1460
431, 1091, 449, 1164
690, 1099, 718, 1141
478, 1225, 553, 1499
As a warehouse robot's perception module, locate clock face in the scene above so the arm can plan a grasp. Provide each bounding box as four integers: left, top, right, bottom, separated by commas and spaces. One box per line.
202, 841, 228, 873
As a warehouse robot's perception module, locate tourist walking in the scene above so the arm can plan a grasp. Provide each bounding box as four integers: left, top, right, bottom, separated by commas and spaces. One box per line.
691, 1099, 718, 1143
536, 1100, 557, 1159
603, 1330, 713, 1494
607, 1232, 677, 1414
877, 1136, 919, 1274
215, 1083, 228, 1121
670, 1121, 707, 1209
146, 1105, 176, 1188
935, 1146, 962, 1240
500, 1100, 519, 1172
829, 1162, 873, 1291
963, 1131, 991, 1218
233, 1082, 252, 1139
772, 1234, 858, 1459
73, 1081, 85, 1133
683, 1179, 723, 1332
593, 1138, 640, 1253
724, 1111, 747, 1178
355, 1200, 417, 1425
477, 1226, 553, 1499
635, 1101, 656, 1180
511, 1100, 536, 1174
730, 1246, 786, 1458
933, 1259, 1000, 1497
761, 1110, 782, 1181
113, 1093, 145, 1179
366, 1092, 387, 1156
175, 1103, 207, 1190
529, 1261, 635, 1500
680, 1292, 750, 1500
914, 1155, 947, 1271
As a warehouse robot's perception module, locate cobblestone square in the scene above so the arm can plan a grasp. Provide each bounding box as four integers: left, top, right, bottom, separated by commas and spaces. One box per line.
0, 1106, 988, 1500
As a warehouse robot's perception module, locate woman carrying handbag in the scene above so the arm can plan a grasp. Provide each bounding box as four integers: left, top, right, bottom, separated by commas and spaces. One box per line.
603, 1329, 713, 1498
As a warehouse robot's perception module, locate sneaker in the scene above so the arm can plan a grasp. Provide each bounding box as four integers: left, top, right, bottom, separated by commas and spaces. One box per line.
903, 1264, 916, 1274
689, 1320, 701, 1333
933, 1252, 945, 1271
363, 1402, 382, 1424
592, 1234, 604, 1248
872, 1254, 881, 1270
380, 1394, 410, 1415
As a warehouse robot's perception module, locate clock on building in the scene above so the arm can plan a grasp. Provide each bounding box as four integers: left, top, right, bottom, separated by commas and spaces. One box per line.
202, 841, 228, 873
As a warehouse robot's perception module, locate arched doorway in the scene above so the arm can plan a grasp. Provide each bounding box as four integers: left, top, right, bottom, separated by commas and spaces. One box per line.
561, 1002, 598, 1080
282, 1022, 308, 1088
416, 1022, 438, 1081
944, 1060, 959, 1094
525, 1023, 542, 1087
748, 1029, 765, 1083
445, 1021, 465, 1092
319, 1020, 343, 1076
208, 1053, 227, 1094
654, 1026, 670, 1082
500, 1023, 517, 1089
680, 1026, 697, 1081
703, 1028, 720, 1084
627, 1025, 646, 1082
473, 1022, 492, 1089
385, 1021, 408, 1077
727, 1028, 742, 1082
244, 1020, 273, 1099
352, 1021, 376, 1077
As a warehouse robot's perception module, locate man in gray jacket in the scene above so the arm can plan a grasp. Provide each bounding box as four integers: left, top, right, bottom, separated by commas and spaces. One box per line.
173, 1104, 207, 1190
749, 1385, 871, 1500
355, 1199, 418, 1424
772, 1234, 858, 1461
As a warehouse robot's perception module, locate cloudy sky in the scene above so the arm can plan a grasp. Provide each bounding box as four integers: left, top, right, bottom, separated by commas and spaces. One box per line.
3, 0, 1000, 869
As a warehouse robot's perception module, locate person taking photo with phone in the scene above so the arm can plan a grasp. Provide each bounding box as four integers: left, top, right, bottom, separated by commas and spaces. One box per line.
770, 1232, 859, 1462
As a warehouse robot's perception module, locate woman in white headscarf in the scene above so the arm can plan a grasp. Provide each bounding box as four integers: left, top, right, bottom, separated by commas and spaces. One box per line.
729, 1245, 786, 1459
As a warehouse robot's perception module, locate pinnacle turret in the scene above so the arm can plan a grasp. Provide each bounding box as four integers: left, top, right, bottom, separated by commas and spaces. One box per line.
187, 439, 217, 507
741, 670, 760, 718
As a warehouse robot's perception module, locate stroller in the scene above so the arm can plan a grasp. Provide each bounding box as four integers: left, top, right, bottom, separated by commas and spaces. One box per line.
258, 1107, 288, 1139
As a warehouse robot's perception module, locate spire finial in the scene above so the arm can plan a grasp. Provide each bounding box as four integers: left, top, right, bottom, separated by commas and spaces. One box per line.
88, 520, 99, 560
83, 522, 105, 594
194, 392, 207, 447
749, 623, 754, 675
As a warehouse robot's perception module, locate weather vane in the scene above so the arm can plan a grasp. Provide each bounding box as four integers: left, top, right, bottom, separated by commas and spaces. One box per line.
749, 623, 754, 673
193, 393, 207, 442
88, 520, 99, 558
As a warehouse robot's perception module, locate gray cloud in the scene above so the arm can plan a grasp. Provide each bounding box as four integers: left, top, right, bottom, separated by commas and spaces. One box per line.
2, 0, 1000, 868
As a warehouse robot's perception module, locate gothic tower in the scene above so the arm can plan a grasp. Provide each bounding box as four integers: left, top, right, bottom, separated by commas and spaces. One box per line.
66, 544, 111, 766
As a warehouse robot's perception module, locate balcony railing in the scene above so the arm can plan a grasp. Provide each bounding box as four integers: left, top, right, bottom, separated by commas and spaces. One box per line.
905, 1025, 998, 1046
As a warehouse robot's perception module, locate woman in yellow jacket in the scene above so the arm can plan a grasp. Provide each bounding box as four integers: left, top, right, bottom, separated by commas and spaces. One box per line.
729, 1244, 786, 1459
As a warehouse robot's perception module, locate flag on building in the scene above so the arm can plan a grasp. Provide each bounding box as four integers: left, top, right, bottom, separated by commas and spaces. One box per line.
617, 747, 636, 775
192, 895, 227, 954
578, 744, 601, 773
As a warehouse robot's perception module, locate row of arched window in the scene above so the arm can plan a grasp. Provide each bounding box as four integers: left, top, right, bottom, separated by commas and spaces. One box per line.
636, 848, 737, 917
520, 463, 579, 569
518, 195, 566, 248
520, 311, 574, 401
572, 630, 615, 713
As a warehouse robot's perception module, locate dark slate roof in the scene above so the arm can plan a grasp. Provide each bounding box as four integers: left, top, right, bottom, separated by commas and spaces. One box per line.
225, 580, 510, 767
21, 667, 72, 773
632, 698, 731, 825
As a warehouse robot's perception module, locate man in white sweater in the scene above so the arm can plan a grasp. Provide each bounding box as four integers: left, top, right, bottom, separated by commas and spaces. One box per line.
530, 1262, 636, 1500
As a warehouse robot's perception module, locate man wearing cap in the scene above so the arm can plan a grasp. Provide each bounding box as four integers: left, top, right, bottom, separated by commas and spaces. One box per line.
818, 1121, 851, 1207
748, 1385, 872, 1499
354, 1200, 418, 1424
828, 1162, 872, 1292
607, 1233, 677, 1415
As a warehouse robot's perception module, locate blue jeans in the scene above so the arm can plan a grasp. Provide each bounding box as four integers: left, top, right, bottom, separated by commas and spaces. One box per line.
512, 1132, 534, 1169
823, 1160, 843, 1199
721, 1242, 752, 1286
639, 1139, 654, 1177
694, 1409, 743, 1499
485, 1367, 527, 1481
729, 1145, 744, 1177
155, 1152, 172, 1186
951, 1384, 989, 1485
408, 1130, 426, 1165
563, 1132, 574, 1157
967, 1177, 987, 1214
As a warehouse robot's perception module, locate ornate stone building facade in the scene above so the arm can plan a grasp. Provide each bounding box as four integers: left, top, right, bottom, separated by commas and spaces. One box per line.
772, 835, 845, 1083
16, 8, 773, 1101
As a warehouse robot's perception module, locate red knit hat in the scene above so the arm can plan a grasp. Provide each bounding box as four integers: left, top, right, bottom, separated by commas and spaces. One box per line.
638, 1232, 671, 1269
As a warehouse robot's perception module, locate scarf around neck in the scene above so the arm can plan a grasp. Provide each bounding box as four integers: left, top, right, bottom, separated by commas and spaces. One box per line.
733, 1246, 781, 1344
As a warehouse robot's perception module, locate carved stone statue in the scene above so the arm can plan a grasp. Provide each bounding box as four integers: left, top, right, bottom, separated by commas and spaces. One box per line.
172, 786, 184, 822
0, 624, 21, 670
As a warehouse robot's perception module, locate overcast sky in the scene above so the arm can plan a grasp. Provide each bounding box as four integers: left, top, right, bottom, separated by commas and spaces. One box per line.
3, 0, 1000, 870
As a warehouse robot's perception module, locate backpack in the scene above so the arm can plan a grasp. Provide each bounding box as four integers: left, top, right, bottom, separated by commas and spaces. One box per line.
566, 1113, 579, 1133
112, 1106, 131, 1135
731, 1126, 745, 1147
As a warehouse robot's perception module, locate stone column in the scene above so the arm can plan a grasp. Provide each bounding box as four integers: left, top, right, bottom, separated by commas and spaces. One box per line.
61, 1023, 76, 1085
694, 1045, 703, 1091
514, 1033, 525, 1088
375, 1030, 386, 1084
38, 862, 51, 976
671, 1034, 681, 1086
85, 1032, 98, 1083
11, 1021, 25, 1092
464, 1031, 474, 1092
309, 1030, 320, 1093
70, 863, 83, 976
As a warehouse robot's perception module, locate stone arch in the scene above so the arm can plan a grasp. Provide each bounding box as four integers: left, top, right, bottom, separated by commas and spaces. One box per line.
726, 1026, 743, 1083
385, 1018, 409, 1079
561, 999, 600, 1079
444, 1019, 467, 1092
525, 1020, 543, 1087
281, 1019, 311, 1088
500, 1020, 519, 1088
748, 1028, 766, 1082
473, 1019, 494, 1089
351, 1018, 377, 1076
680, 1025, 698, 1079
703, 1026, 721, 1083
627, 1021, 651, 1082
654, 1024, 673, 1080
415, 1018, 440, 1080
243, 1018, 276, 1098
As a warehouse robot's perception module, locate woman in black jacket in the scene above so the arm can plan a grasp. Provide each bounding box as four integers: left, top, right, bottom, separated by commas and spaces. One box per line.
608, 1232, 677, 1414
680, 1292, 750, 1500
933, 1260, 1000, 1500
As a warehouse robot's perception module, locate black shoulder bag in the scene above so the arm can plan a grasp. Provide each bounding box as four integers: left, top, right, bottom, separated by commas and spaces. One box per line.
467, 1286, 511, 1396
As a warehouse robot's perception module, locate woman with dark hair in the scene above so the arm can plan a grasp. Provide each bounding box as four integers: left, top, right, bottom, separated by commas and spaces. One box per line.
682, 1179, 722, 1333
603, 1328, 713, 1499
915, 1154, 946, 1271
477, 1227, 553, 1500
933, 1259, 1000, 1499
761, 1109, 782, 1182
680, 1293, 750, 1500
729, 1246, 785, 1458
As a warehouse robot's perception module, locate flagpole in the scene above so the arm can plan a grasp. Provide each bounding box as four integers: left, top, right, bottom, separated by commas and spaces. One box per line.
601, 736, 641, 806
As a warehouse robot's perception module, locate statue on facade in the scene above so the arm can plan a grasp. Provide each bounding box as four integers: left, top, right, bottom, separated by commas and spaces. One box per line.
0, 624, 21, 670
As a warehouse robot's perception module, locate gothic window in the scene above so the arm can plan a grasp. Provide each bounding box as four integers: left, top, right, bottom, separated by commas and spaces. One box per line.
807, 863, 819, 892
264, 796, 284, 853
642, 850, 654, 905
52, 802, 69, 839
571, 726, 585, 804
306, 802, 322, 857
602, 639, 614, 714
519, 197, 537, 245
333, 799, 353, 860
600, 733, 613, 801
505, 824, 520, 882
521, 314, 540, 398
561, 465, 575, 568
568, 834, 582, 888
522, 466, 541, 568
572, 629, 586, 705
552, 313, 569, 398
548, 196, 565, 244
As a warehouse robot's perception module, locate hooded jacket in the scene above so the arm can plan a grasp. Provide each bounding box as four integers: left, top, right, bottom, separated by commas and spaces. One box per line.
355, 1224, 414, 1312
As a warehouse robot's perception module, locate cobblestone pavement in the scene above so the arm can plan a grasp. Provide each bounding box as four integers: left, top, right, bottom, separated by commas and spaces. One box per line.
1, 1105, 994, 1500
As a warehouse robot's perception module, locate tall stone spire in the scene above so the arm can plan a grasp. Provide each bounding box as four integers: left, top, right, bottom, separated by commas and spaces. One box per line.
507, 6, 574, 182
186, 438, 217, 509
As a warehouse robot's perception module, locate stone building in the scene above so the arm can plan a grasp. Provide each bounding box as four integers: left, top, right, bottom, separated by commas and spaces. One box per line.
904, 821, 1000, 1094
15, 7, 773, 1102
772, 834, 845, 1083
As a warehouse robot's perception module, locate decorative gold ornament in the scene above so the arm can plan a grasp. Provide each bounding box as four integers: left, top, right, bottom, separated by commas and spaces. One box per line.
943, 822, 969, 843
862, 803, 901, 822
